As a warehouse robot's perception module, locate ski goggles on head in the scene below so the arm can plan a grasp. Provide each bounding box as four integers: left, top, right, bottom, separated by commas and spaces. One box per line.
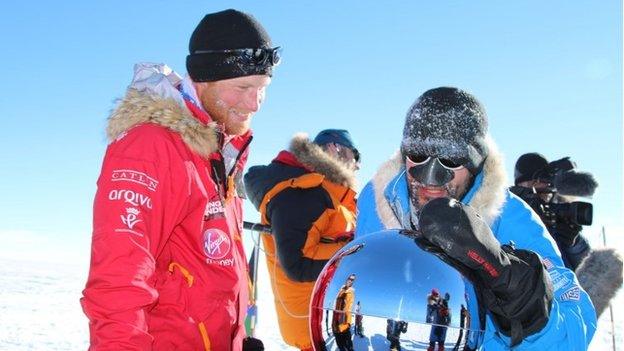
405, 155, 465, 186
192, 46, 282, 67
335, 144, 360, 164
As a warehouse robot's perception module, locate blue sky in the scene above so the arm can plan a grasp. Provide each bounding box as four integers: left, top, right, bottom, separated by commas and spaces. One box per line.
0, 1, 621, 265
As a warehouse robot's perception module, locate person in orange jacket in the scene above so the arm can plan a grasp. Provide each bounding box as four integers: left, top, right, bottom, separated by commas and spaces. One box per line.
244, 130, 360, 351
81, 9, 279, 350
333, 274, 356, 351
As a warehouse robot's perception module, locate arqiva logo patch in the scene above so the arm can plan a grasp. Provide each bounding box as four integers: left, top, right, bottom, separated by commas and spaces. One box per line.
203, 228, 231, 260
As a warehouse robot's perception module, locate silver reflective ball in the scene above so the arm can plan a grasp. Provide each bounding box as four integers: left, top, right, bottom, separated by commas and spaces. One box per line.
310, 229, 484, 351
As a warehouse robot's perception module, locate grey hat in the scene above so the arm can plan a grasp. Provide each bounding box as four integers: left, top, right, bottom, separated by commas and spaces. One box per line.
401, 87, 489, 173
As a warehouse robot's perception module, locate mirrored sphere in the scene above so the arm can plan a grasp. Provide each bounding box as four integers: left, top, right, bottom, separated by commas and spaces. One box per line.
310, 229, 484, 351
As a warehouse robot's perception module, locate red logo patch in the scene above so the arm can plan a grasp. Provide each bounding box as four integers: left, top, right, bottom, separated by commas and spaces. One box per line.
468, 249, 499, 278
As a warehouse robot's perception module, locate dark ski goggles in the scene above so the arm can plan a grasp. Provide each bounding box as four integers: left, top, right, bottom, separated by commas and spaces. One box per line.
405, 155, 465, 186
193, 46, 282, 67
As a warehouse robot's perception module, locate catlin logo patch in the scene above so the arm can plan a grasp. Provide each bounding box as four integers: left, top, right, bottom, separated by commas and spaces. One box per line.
111, 169, 158, 191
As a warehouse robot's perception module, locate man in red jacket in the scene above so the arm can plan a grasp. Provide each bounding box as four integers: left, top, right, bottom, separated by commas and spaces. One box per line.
81, 9, 279, 350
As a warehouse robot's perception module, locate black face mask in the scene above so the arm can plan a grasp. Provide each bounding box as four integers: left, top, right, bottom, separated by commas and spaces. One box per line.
406, 156, 458, 187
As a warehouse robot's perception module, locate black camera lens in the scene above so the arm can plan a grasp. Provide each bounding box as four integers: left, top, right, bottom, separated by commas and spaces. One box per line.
550, 201, 593, 226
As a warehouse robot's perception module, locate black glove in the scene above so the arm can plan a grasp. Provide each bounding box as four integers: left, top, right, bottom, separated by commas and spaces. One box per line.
242, 336, 264, 351
417, 197, 553, 346
549, 222, 582, 247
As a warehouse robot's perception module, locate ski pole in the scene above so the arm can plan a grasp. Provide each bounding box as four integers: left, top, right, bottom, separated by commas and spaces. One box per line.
243, 221, 272, 234
243, 220, 272, 337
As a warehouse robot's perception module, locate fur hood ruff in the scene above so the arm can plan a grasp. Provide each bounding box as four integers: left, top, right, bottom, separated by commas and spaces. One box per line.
289, 133, 357, 190
106, 89, 219, 158
370, 136, 507, 227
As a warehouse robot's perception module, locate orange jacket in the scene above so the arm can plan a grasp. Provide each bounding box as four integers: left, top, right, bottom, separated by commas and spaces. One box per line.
332, 285, 355, 333
245, 137, 357, 350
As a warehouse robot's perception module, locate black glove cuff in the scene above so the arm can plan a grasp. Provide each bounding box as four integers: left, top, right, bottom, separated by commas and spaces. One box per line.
484, 249, 553, 346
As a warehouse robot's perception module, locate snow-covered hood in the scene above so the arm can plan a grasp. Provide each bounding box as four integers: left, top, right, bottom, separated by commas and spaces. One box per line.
106, 63, 219, 158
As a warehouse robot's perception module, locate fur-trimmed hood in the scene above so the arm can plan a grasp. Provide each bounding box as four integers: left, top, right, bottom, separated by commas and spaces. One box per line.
244, 133, 358, 210
576, 247, 623, 317
370, 136, 507, 228
288, 133, 357, 190
106, 63, 219, 158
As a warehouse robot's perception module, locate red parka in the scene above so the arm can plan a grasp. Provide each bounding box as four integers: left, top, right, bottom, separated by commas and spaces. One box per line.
81, 66, 252, 350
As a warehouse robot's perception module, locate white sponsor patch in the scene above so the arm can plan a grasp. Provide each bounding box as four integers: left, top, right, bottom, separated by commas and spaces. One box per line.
206, 257, 235, 266
550, 270, 571, 291
542, 258, 554, 271
108, 189, 153, 209
121, 207, 142, 230
560, 286, 580, 301
203, 228, 231, 260
111, 169, 159, 191
203, 200, 225, 221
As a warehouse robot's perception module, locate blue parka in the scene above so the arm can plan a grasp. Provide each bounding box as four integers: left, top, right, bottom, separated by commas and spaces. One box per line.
356, 146, 596, 350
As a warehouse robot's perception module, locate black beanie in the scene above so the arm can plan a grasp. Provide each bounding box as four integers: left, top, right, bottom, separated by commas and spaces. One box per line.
186, 9, 274, 82
514, 153, 549, 185
401, 87, 489, 173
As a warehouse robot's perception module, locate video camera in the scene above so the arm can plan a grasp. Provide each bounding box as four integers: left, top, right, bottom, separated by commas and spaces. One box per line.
511, 156, 598, 227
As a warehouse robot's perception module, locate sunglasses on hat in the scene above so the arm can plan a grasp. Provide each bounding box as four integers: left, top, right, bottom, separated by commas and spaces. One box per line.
193, 46, 282, 67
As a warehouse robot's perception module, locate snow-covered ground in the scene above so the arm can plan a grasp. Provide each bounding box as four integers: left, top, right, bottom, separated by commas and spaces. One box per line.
0, 246, 621, 350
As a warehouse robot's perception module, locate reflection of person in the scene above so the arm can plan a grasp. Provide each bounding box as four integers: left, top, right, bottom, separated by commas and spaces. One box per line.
426, 288, 440, 323
244, 130, 359, 350
428, 293, 450, 351
452, 304, 469, 351
333, 274, 356, 351
356, 87, 596, 349
80, 9, 278, 350
354, 301, 364, 337
386, 319, 408, 351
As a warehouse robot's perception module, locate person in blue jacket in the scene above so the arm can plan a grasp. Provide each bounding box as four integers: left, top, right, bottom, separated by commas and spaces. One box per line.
356, 87, 596, 350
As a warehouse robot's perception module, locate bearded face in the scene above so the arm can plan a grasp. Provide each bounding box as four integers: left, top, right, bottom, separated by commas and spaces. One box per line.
194, 74, 271, 136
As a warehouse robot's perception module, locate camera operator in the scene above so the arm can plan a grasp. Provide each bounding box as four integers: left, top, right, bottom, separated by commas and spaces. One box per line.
510, 153, 597, 271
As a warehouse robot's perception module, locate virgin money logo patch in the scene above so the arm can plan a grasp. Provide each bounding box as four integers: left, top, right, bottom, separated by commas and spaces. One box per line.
203, 228, 231, 260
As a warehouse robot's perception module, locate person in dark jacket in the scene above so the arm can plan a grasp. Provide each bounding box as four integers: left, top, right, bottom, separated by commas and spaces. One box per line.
511, 152, 593, 270
428, 293, 451, 351
386, 319, 408, 351
354, 300, 364, 337
511, 152, 623, 318
244, 129, 359, 351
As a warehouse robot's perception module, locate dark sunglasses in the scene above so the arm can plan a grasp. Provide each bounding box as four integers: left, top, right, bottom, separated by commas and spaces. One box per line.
406, 155, 463, 170
193, 46, 282, 66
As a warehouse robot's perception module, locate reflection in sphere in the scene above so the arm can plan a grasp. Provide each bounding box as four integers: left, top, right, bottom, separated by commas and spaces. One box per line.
310, 230, 484, 351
